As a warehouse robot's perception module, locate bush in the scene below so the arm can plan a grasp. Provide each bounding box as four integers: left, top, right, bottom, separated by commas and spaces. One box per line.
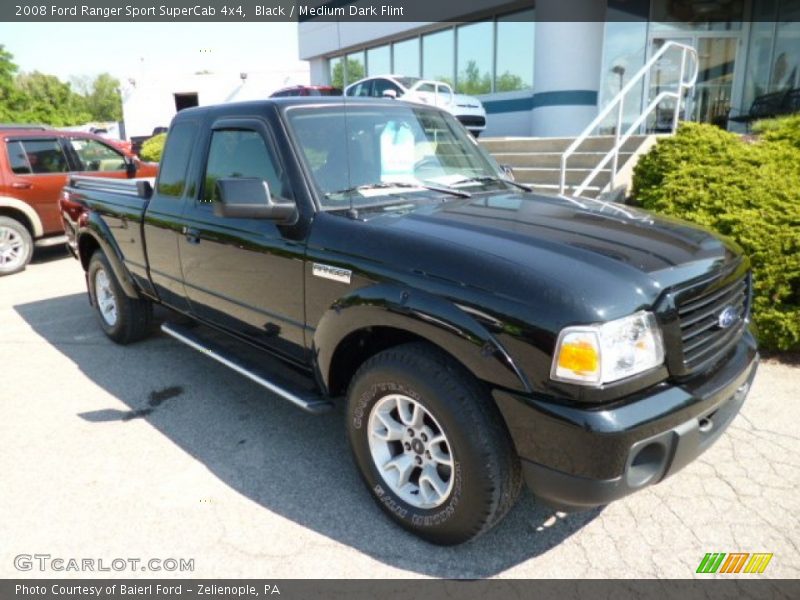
140, 133, 166, 162
632, 122, 800, 352
752, 113, 800, 149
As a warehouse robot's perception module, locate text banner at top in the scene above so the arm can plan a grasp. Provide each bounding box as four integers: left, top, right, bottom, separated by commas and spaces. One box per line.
2, 0, 783, 22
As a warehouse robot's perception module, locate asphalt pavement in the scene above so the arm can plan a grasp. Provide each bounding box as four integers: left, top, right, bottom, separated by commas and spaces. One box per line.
1, 249, 798, 578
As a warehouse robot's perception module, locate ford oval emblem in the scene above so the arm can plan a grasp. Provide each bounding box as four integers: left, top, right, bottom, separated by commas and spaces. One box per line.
717, 306, 739, 329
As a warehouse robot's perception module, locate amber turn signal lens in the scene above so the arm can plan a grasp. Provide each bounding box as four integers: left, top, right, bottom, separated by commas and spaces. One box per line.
557, 340, 599, 374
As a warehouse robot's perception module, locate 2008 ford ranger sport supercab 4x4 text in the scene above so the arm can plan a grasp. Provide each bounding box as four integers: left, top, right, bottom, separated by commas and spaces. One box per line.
60, 98, 758, 545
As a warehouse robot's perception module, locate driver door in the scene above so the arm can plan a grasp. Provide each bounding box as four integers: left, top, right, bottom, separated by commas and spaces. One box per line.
178, 118, 307, 361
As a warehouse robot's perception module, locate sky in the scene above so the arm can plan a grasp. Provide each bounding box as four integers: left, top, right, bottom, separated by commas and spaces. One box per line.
0, 22, 304, 82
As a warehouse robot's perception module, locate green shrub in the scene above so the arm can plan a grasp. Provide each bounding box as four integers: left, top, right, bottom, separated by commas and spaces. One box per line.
632, 122, 800, 352
752, 113, 800, 149
140, 133, 166, 162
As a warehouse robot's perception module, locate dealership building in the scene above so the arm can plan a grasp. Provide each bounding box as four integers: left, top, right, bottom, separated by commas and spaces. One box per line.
298, 0, 800, 137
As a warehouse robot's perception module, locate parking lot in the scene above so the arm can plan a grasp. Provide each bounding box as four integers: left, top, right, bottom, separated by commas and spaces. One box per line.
1, 249, 798, 579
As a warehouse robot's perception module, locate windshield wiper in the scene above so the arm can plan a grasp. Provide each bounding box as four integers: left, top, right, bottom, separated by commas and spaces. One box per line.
450, 176, 533, 193
325, 181, 471, 199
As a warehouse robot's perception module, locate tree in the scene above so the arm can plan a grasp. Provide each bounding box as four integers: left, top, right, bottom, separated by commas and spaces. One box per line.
457, 60, 491, 95
331, 58, 365, 89
85, 73, 122, 121
0, 45, 24, 121
15, 71, 91, 126
495, 71, 526, 93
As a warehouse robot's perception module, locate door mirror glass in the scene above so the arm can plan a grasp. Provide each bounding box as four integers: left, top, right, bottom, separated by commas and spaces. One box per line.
215, 177, 297, 223
382, 88, 398, 99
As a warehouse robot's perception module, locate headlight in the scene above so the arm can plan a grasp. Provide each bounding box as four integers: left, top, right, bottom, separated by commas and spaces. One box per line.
551, 311, 665, 386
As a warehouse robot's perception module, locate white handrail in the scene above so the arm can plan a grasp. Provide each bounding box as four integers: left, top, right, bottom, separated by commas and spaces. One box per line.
559, 41, 699, 197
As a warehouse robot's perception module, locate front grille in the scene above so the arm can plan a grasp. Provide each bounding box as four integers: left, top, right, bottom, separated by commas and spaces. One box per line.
676, 272, 750, 372
457, 115, 486, 128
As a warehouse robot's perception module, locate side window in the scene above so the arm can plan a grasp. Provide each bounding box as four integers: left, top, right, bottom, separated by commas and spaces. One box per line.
372, 79, 401, 97
6, 141, 32, 174
201, 129, 289, 205
17, 139, 68, 174
350, 81, 372, 97
156, 121, 198, 197
69, 138, 126, 172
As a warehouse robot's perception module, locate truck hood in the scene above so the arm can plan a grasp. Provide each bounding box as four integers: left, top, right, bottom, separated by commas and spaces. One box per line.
357, 192, 742, 322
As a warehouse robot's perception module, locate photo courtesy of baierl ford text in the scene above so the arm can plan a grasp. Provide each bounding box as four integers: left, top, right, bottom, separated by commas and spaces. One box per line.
1, 0, 799, 598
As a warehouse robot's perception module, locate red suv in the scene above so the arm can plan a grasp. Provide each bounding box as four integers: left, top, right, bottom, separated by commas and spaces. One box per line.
0, 128, 158, 275
269, 85, 342, 97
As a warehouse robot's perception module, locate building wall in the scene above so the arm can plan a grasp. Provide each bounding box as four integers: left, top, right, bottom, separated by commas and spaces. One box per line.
121, 68, 309, 139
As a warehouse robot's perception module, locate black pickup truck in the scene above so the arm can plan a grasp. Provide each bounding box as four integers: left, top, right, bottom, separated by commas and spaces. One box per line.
61, 98, 758, 545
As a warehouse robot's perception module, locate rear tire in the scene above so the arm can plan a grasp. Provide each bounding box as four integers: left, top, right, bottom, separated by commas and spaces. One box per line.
0, 217, 33, 276
88, 250, 152, 344
346, 342, 522, 545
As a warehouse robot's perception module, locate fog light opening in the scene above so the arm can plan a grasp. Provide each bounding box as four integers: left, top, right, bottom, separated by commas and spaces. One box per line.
627, 442, 666, 488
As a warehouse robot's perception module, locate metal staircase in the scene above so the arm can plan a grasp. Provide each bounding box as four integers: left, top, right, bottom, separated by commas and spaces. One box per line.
480, 41, 698, 200
481, 135, 650, 198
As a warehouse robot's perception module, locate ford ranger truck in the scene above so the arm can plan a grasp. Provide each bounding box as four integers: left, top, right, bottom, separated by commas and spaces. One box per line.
60, 98, 758, 546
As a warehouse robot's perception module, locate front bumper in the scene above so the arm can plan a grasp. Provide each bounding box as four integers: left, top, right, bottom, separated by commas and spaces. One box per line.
493, 331, 758, 511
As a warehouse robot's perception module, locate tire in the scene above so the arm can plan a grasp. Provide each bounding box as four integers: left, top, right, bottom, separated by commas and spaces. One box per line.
87, 250, 153, 344
0, 217, 34, 276
346, 342, 522, 545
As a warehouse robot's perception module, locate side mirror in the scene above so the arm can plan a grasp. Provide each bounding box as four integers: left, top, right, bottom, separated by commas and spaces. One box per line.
214, 178, 297, 224
382, 89, 398, 99
125, 156, 138, 178
500, 164, 515, 181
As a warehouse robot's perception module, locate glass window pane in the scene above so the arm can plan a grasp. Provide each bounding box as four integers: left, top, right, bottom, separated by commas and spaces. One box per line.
422, 29, 454, 85
20, 140, 68, 174
367, 45, 391, 76
330, 56, 344, 88
202, 130, 286, 204
773, 4, 800, 92
392, 38, 420, 77
598, 19, 648, 134
456, 22, 493, 94
70, 138, 125, 172
742, 22, 776, 110
157, 121, 197, 197
346, 51, 366, 86
495, 12, 535, 92
7, 141, 32, 174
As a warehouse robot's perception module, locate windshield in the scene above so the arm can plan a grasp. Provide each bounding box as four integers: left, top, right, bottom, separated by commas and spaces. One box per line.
394, 76, 421, 88
286, 104, 507, 210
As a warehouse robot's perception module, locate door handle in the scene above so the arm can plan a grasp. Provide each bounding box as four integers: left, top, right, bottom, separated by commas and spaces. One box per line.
11, 182, 32, 190
182, 227, 200, 244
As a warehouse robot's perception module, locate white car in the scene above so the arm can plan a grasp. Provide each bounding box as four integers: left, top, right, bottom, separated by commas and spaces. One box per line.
344, 75, 487, 137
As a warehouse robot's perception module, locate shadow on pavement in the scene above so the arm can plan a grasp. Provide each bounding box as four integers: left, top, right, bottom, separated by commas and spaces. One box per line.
15, 292, 601, 578
31, 244, 70, 265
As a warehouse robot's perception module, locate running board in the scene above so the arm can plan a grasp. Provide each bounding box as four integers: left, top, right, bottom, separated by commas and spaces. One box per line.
160, 322, 333, 415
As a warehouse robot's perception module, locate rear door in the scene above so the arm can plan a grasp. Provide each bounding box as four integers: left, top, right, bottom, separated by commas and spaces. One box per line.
178, 117, 307, 361
3, 137, 71, 235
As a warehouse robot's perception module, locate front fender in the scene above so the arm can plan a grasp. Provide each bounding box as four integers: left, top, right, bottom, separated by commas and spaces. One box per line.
78, 213, 140, 299
313, 283, 531, 395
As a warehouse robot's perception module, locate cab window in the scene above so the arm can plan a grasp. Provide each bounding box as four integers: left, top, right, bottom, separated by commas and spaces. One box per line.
201, 129, 290, 204
156, 121, 198, 197
69, 138, 126, 171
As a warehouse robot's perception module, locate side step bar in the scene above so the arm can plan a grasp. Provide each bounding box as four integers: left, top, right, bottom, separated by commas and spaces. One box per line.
160, 322, 334, 415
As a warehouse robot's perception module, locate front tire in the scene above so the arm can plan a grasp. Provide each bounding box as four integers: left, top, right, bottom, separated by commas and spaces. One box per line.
88, 251, 153, 344
0, 217, 33, 276
346, 342, 521, 545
